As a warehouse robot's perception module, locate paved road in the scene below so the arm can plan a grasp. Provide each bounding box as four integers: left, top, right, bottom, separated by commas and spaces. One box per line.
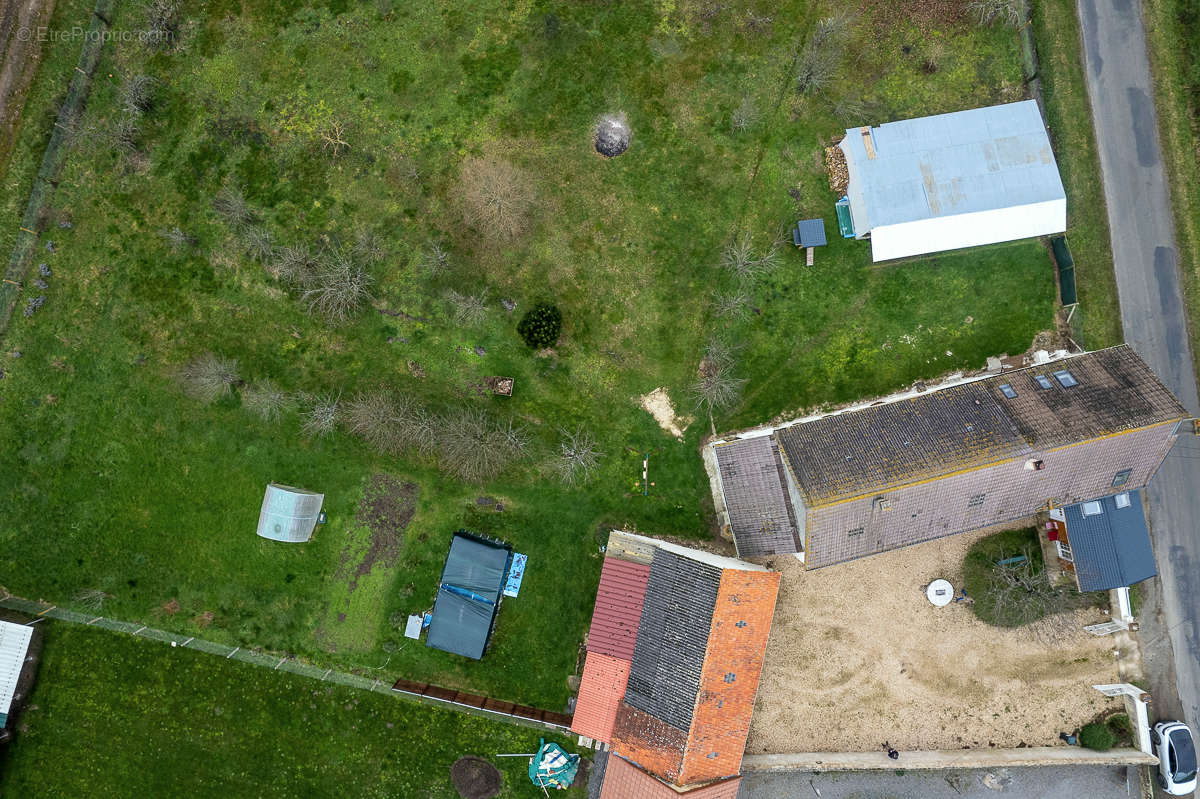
1076, 0, 1200, 741
737, 765, 1142, 799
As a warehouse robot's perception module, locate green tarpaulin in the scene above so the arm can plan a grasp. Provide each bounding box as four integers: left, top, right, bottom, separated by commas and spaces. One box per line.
528, 739, 579, 790
426, 533, 511, 660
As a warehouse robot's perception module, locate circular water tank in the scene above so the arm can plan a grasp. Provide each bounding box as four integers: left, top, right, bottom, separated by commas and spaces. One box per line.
926, 579, 954, 607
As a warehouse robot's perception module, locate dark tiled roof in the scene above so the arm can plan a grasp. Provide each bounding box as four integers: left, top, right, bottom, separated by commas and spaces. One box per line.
714, 436, 799, 556
777, 346, 1185, 505
777, 380, 1024, 505
989, 346, 1186, 449
587, 558, 652, 660
625, 550, 721, 732
1064, 490, 1158, 591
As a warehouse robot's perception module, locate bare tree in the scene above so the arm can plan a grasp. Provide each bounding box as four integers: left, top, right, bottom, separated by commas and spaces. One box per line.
242, 226, 274, 263
270, 244, 320, 288
458, 157, 535, 242
179, 352, 239, 403
243, 379, 291, 422
159, 226, 196, 252
352, 229, 387, 266
554, 426, 602, 485
301, 392, 341, 437
394, 396, 438, 456
420, 241, 450, 276
110, 115, 141, 156
301, 249, 374, 323
713, 290, 750, 319
721, 233, 781, 279
213, 186, 254, 230
444, 288, 488, 326
439, 407, 527, 483
731, 96, 760, 132
320, 119, 350, 158
345, 391, 401, 453
967, 0, 1023, 27
74, 588, 111, 611
143, 0, 181, 49
796, 14, 852, 94
120, 74, 156, 117
691, 338, 747, 413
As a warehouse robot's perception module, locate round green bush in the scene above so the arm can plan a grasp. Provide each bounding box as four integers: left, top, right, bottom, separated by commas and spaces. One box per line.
517, 303, 562, 348
1078, 721, 1116, 751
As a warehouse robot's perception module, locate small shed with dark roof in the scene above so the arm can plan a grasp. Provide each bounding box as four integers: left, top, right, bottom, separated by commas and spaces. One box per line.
1061, 490, 1157, 591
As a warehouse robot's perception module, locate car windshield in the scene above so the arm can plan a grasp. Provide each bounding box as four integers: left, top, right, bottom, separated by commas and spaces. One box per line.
1171, 729, 1197, 782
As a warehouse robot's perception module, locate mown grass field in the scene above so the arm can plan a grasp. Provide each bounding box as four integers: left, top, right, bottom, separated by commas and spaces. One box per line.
1144, 0, 1200, 388
0, 622, 584, 798
1031, 0, 1123, 350
0, 0, 1060, 712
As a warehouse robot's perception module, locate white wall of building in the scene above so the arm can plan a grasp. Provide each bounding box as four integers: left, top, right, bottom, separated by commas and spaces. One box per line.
869, 198, 1067, 262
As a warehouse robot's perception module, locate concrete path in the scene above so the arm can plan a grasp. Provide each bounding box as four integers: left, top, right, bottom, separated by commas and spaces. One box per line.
1076, 0, 1200, 741
738, 765, 1141, 799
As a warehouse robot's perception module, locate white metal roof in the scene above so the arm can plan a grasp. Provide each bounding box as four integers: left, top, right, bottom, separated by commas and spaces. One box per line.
839, 100, 1066, 233
0, 620, 33, 721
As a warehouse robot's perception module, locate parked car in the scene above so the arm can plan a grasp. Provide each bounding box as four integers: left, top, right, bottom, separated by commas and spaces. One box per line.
1153, 721, 1198, 795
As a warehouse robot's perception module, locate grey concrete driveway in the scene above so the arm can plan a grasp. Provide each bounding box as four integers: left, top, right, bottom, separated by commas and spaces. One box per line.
1076, 0, 1200, 742
737, 766, 1141, 799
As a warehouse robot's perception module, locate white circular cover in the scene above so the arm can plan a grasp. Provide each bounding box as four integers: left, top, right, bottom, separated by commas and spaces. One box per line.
926, 579, 954, 607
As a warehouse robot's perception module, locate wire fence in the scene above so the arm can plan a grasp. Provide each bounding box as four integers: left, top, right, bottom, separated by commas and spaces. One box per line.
0, 594, 570, 733
0, 0, 114, 338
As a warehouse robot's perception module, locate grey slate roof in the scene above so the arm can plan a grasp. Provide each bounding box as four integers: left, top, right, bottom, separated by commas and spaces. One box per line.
794, 218, 827, 248
839, 100, 1065, 234
776, 345, 1186, 506
624, 550, 721, 732
1064, 490, 1157, 591
714, 436, 800, 557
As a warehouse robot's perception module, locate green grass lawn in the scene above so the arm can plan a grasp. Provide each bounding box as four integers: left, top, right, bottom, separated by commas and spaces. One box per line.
0, 0, 1059, 708
1144, 0, 1200, 389
0, 622, 585, 798
1031, 0, 1123, 350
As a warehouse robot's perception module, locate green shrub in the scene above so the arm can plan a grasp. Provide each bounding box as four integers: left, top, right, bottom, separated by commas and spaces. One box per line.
1079, 721, 1116, 751
1107, 713, 1133, 741
517, 302, 562, 348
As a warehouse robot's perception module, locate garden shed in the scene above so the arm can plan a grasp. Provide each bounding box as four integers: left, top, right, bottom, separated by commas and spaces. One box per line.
256, 484, 324, 543
839, 100, 1066, 262
426, 533, 512, 660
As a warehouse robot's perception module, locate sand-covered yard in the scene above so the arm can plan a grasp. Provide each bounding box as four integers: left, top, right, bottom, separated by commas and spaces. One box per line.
747, 527, 1122, 753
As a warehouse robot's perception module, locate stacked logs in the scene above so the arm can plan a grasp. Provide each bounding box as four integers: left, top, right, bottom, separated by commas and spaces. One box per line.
825, 143, 848, 194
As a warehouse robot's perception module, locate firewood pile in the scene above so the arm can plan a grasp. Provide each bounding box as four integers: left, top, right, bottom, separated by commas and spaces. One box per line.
825, 144, 848, 194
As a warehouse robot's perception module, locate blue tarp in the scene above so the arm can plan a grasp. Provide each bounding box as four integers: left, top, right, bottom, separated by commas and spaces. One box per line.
1063, 491, 1157, 592
426, 533, 511, 660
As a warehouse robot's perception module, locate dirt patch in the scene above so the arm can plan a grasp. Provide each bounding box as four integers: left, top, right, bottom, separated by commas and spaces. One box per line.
0, 0, 55, 171
450, 756, 502, 799
638, 387, 692, 439
747, 527, 1120, 753
348, 475, 417, 593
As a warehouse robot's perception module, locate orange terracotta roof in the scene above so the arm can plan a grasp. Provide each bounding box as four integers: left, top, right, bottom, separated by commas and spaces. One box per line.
599, 754, 741, 799
587, 557, 651, 660
612, 567, 780, 787
570, 652, 630, 743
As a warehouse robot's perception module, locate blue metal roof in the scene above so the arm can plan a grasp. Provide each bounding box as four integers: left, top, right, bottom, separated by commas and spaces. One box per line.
1063, 490, 1157, 592
794, 218, 827, 248
838, 100, 1065, 234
